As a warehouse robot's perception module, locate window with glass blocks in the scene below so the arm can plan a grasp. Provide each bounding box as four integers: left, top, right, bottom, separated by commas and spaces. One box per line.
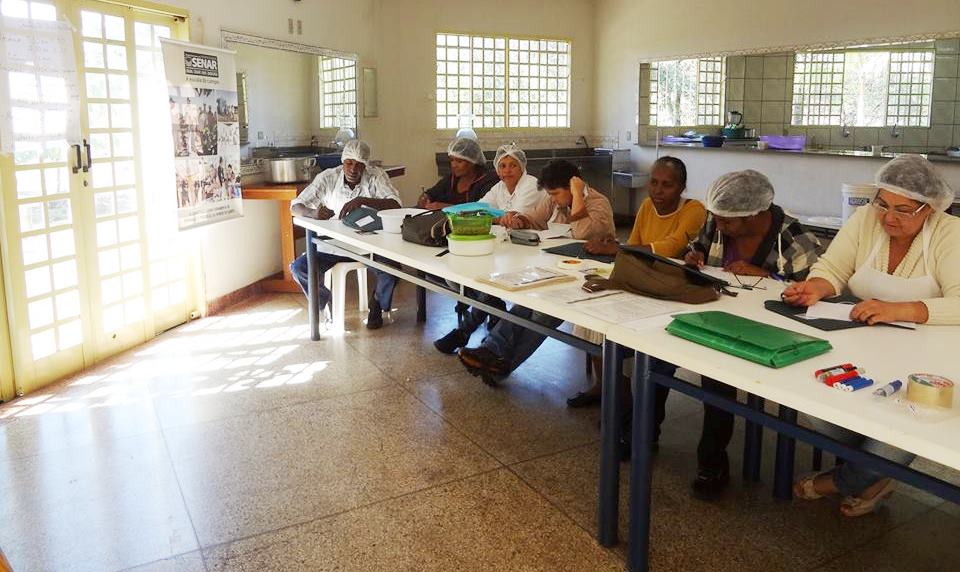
791, 52, 845, 126
649, 57, 724, 127
791, 47, 934, 127
887, 51, 934, 127
320, 56, 357, 129
435, 33, 570, 129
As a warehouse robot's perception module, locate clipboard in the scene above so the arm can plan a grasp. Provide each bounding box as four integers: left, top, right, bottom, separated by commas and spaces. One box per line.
618, 245, 731, 290
476, 266, 577, 291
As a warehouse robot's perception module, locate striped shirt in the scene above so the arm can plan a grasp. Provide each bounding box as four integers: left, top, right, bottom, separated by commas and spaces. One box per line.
689, 204, 821, 281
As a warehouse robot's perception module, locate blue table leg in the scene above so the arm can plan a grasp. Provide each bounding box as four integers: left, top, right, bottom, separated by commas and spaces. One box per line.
773, 405, 798, 500
742, 394, 765, 482
812, 447, 824, 471
628, 351, 655, 572
306, 230, 320, 341
415, 271, 427, 323
597, 340, 624, 546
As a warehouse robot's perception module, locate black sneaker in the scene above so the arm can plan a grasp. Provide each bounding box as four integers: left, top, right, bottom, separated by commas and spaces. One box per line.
690, 463, 730, 501
366, 299, 384, 330
433, 329, 468, 354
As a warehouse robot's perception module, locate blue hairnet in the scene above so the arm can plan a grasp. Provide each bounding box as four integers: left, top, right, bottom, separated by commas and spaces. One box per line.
705, 169, 775, 217
875, 155, 954, 211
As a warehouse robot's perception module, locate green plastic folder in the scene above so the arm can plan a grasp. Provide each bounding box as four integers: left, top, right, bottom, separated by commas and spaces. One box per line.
665, 311, 832, 368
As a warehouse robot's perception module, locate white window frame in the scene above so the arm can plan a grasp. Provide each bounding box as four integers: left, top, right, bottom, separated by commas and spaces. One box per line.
435, 33, 571, 130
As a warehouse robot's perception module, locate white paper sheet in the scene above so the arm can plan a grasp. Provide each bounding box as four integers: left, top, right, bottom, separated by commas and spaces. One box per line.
806, 301, 917, 330
527, 283, 623, 304
574, 295, 679, 323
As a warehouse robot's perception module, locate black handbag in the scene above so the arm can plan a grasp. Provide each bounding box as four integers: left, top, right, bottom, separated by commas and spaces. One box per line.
401, 210, 450, 247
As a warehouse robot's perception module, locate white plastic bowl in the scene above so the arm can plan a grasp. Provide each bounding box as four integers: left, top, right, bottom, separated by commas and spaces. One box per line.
447, 234, 495, 256
378, 208, 426, 233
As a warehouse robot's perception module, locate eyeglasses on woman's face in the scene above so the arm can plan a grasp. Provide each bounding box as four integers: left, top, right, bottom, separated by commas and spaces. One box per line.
871, 192, 927, 220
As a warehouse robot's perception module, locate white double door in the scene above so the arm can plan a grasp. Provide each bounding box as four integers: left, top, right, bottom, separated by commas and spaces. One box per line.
0, 0, 195, 396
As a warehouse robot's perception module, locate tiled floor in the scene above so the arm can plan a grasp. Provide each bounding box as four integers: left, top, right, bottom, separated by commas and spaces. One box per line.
1, 284, 958, 572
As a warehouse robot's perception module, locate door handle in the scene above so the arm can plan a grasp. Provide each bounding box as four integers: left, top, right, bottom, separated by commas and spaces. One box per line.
82, 139, 92, 172
71, 143, 82, 174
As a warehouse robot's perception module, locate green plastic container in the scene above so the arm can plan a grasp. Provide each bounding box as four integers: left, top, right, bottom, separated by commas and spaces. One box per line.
446, 211, 494, 236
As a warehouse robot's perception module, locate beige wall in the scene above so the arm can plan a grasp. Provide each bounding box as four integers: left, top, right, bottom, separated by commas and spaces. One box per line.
233, 43, 320, 148
164, 0, 595, 300
594, 0, 960, 215
158, 0, 382, 300
375, 0, 597, 203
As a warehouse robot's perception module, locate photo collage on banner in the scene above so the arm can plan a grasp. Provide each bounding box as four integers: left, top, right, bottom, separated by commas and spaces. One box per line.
161, 40, 242, 230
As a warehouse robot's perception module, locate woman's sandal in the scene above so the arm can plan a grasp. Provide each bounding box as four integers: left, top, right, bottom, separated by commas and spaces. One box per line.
840, 479, 896, 517
793, 470, 835, 500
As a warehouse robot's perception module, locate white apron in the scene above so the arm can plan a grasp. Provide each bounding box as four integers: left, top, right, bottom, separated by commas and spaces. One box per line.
846, 221, 941, 302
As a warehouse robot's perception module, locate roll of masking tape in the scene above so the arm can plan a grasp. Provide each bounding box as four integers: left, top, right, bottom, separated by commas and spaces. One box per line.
557, 258, 584, 270
906, 373, 954, 408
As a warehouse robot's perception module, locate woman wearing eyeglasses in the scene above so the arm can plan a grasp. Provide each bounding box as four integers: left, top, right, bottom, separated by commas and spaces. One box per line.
782, 154, 960, 516
682, 170, 822, 500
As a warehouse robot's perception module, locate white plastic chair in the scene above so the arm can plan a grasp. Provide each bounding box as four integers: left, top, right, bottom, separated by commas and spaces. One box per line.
323, 261, 368, 331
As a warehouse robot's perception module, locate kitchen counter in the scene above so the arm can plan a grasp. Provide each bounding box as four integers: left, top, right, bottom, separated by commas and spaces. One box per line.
641, 141, 960, 163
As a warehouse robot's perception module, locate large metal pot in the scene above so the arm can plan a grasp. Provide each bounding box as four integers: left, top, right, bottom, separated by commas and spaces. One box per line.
263, 156, 317, 183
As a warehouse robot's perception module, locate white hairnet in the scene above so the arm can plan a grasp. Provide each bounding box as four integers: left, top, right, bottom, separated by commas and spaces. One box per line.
875, 154, 954, 212
448, 137, 486, 166
341, 140, 371, 166
494, 143, 527, 172
705, 169, 775, 217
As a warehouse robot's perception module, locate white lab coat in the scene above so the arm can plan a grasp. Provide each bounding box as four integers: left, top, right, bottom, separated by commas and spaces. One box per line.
479, 172, 541, 215
292, 165, 400, 216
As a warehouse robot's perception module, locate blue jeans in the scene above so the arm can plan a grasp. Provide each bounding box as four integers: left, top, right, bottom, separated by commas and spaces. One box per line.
480, 305, 563, 372
804, 416, 916, 497
290, 244, 397, 311
458, 289, 506, 335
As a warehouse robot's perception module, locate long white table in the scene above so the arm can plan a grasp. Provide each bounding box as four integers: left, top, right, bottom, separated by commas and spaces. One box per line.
604, 277, 960, 571
293, 216, 960, 572
293, 217, 621, 336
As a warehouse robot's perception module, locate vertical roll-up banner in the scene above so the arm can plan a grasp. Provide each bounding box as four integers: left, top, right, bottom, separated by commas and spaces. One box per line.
160, 39, 242, 231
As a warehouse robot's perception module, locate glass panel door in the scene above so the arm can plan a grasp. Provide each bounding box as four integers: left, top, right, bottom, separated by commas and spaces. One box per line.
0, 0, 191, 394
74, 1, 191, 359
0, 0, 91, 393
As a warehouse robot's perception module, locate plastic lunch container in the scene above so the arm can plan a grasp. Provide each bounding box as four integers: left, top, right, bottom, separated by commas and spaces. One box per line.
378, 208, 426, 233
446, 211, 495, 235
447, 233, 496, 256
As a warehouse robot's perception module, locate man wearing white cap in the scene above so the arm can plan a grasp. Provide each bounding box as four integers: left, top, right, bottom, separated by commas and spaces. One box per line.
290, 140, 401, 329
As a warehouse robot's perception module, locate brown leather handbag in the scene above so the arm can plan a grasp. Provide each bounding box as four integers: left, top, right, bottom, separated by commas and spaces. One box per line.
584, 249, 730, 304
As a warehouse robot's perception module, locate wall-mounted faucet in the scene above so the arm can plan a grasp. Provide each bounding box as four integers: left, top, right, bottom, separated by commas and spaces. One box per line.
840, 121, 851, 138
891, 123, 902, 139
575, 135, 589, 147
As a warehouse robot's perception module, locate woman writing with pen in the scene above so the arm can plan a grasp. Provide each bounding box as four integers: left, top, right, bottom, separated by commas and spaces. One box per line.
783, 155, 960, 516
680, 170, 822, 500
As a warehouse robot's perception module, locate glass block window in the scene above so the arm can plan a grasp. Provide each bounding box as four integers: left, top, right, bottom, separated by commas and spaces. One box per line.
435, 33, 570, 129
320, 56, 357, 129
887, 51, 934, 127
507, 38, 570, 128
791, 52, 845, 126
697, 57, 725, 125
792, 47, 934, 127
649, 57, 724, 127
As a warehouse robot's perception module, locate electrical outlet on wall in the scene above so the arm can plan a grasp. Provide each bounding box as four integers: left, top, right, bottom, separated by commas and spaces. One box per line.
297, 20, 302, 35
288, 18, 293, 33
